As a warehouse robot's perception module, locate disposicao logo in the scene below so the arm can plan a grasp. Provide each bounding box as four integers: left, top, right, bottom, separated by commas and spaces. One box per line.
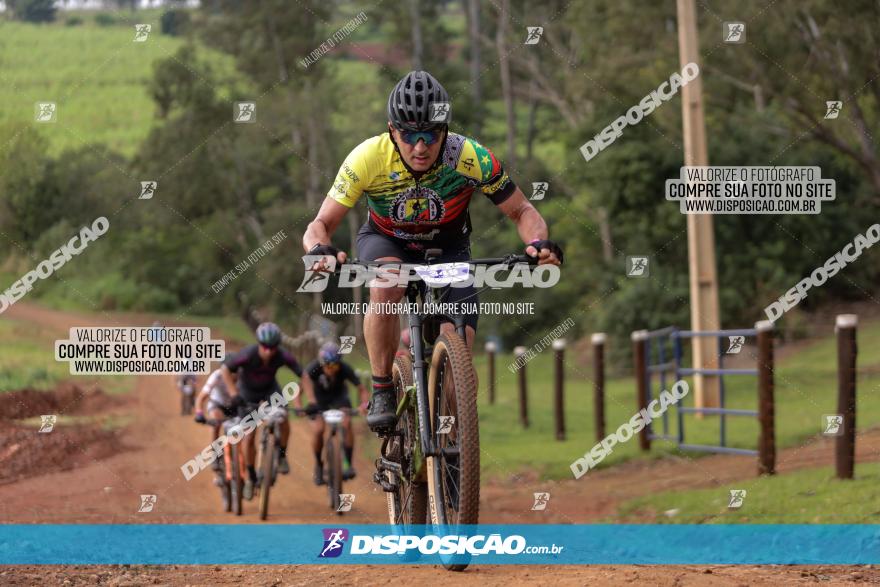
319, 528, 349, 558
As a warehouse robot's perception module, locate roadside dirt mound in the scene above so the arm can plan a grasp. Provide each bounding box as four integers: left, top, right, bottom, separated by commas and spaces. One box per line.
0, 422, 125, 486
0, 383, 118, 420
0, 382, 128, 485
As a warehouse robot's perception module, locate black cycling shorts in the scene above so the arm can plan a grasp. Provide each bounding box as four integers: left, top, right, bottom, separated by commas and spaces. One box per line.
314, 394, 352, 414
235, 383, 288, 419
355, 222, 479, 332
236, 398, 289, 421
207, 400, 236, 418
237, 382, 281, 406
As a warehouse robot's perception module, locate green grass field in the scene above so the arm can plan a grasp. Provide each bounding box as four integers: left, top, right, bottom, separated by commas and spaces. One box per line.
0, 315, 132, 394
472, 320, 880, 480
613, 462, 880, 523
0, 10, 237, 156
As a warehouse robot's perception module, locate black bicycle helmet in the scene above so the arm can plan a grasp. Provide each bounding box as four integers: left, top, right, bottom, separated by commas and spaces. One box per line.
256, 322, 282, 348
387, 70, 451, 131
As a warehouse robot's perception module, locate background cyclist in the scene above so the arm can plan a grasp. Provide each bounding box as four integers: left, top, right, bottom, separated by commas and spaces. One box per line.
298, 342, 369, 485
220, 322, 303, 500
302, 70, 563, 434
194, 364, 238, 473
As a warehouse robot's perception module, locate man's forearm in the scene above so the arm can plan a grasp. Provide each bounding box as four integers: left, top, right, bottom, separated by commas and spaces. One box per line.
303, 219, 330, 252
515, 205, 548, 244
302, 378, 317, 404
221, 367, 237, 397
498, 189, 550, 244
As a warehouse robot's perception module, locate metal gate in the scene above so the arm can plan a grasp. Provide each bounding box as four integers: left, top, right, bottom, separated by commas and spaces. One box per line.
638, 326, 768, 456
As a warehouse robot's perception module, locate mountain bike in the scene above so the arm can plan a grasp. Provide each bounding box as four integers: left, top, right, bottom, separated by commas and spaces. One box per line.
256, 405, 287, 521
354, 249, 537, 571
221, 416, 246, 516
180, 381, 196, 415
204, 419, 232, 512
295, 407, 359, 515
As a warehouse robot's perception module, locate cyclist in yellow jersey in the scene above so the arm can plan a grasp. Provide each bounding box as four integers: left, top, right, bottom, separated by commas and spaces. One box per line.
303, 70, 563, 433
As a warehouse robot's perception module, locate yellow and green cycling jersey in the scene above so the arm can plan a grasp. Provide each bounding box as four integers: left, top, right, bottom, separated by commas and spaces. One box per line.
328, 132, 517, 245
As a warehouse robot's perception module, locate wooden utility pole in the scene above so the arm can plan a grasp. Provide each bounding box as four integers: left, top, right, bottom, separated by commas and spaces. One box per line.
677, 0, 721, 408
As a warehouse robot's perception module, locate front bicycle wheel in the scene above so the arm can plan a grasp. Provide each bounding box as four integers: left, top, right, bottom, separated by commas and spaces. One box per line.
426, 331, 479, 571
228, 443, 243, 516
386, 353, 428, 526
259, 428, 273, 521
218, 454, 231, 513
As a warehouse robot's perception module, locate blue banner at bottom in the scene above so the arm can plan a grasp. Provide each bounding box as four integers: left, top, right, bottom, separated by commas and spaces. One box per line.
0, 525, 877, 565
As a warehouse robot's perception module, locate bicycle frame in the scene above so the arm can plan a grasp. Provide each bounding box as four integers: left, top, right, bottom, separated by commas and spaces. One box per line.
258, 410, 286, 483
404, 276, 466, 461
350, 251, 535, 497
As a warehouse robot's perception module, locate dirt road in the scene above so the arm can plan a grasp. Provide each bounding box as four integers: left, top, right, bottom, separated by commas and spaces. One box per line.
1, 302, 877, 585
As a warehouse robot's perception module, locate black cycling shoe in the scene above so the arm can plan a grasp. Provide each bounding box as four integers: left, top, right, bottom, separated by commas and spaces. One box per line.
342, 466, 356, 481
313, 462, 326, 486
366, 387, 397, 433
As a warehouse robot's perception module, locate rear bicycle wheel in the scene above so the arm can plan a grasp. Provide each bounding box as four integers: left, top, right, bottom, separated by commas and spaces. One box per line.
426, 331, 479, 571
258, 428, 273, 521
386, 353, 428, 526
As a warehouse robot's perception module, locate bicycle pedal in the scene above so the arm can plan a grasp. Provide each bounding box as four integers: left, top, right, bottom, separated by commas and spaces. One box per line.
371, 470, 397, 493
373, 426, 396, 439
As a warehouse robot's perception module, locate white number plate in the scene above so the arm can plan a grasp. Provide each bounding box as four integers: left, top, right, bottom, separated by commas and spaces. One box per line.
413, 262, 471, 286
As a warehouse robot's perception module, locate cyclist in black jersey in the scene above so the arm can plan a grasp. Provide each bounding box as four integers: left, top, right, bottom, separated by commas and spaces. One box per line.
300, 342, 369, 484
221, 322, 303, 501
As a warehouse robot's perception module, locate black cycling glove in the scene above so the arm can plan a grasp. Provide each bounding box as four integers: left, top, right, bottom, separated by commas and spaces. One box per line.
308, 243, 340, 258
528, 239, 564, 264
305, 403, 320, 416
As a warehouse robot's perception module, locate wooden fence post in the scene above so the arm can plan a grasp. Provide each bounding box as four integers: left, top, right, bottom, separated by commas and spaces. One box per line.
514, 345, 529, 428
756, 320, 776, 476
835, 314, 858, 480
485, 340, 497, 405
592, 333, 606, 442
553, 338, 566, 441
632, 330, 650, 451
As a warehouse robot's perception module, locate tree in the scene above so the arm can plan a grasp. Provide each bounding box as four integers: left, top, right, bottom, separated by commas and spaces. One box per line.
0, 123, 51, 243
8, 0, 56, 23
712, 0, 880, 203
463, 0, 482, 135
495, 0, 516, 169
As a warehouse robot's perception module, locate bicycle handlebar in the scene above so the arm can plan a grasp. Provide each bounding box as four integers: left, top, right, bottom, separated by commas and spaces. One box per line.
467, 253, 538, 266
320, 252, 538, 275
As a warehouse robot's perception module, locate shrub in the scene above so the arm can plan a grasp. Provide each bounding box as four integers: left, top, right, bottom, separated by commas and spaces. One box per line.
94, 13, 116, 27
8, 0, 56, 23
160, 9, 191, 37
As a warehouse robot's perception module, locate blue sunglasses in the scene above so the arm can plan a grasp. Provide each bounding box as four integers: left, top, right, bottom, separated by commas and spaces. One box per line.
398, 128, 444, 146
